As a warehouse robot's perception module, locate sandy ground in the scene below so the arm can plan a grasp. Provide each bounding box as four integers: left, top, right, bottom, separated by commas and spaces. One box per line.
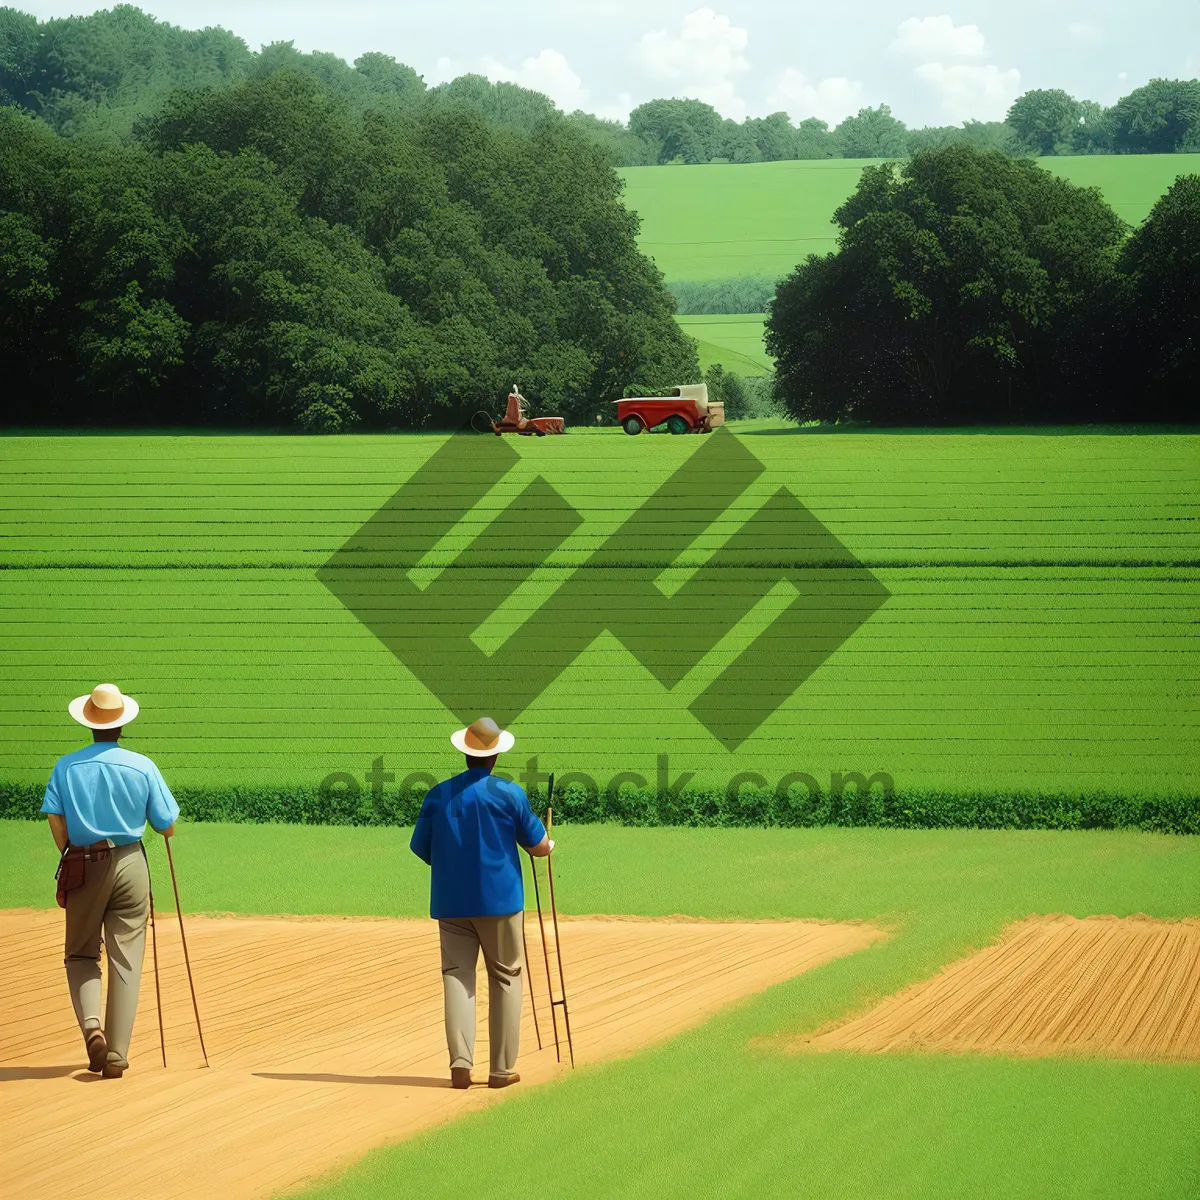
0, 908, 882, 1200
801, 915, 1200, 1060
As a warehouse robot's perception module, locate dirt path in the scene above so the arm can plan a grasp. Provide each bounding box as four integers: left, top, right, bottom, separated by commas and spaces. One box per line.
0, 908, 882, 1200
801, 915, 1200, 1060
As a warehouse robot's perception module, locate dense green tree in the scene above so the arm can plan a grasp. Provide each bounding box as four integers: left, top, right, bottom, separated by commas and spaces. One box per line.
766, 147, 1128, 424
1071, 100, 1113, 154
1108, 79, 1200, 153
564, 110, 655, 165
907, 120, 1020, 155
1, 48, 696, 428
1113, 174, 1199, 418
833, 105, 908, 158
1005, 89, 1082, 155
628, 98, 723, 163
704, 362, 750, 419
669, 276, 777, 314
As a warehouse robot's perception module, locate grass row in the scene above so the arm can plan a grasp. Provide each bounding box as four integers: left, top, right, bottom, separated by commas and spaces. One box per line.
1, 565, 1195, 795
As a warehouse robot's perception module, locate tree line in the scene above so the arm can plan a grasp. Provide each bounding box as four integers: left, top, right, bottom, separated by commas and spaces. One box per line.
766, 147, 1198, 424
2, 8, 1198, 167
0, 8, 697, 429
625, 82, 1200, 166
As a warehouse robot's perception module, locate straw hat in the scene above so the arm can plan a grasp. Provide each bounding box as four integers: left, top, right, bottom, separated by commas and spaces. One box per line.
450, 716, 514, 757
68, 683, 139, 730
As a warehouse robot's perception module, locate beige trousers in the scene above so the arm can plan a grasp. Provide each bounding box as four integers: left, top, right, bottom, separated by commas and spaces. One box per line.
438, 912, 525, 1078
64, 841, 150, 1066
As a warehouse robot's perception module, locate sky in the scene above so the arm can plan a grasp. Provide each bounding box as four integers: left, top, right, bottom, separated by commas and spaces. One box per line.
20, 1, 1200, 127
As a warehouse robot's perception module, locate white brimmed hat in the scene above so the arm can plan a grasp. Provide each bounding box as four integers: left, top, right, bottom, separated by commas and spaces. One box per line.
68, 683, 139, 730
450, 716, 515, 757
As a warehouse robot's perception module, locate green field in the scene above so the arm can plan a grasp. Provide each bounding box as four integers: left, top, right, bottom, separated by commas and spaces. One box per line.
3, 819, 1196, 1197
2, 429, 1197, 800
675, 314, 770, 376
621, 154, 1200, 283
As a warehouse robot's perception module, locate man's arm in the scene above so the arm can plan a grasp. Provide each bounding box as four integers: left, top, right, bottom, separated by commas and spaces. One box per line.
41, 768, 67, 850
410, 793, 434, 865
525, 834, 553, 858
512, 785, 551, 856
146, 763, 180, 837
48, 813, 68, 852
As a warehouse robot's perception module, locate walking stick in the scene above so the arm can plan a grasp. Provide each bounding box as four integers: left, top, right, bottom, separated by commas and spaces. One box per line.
140, 843, 166, 1068
165, 837, 209, 1067
544, 794, 575, 1069
530, 823, 560, 1062
521, 913, 543, 1050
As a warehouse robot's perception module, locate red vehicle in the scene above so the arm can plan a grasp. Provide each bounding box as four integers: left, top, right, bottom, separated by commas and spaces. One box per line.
614, 384, 725, 435
473, 387, 565, 435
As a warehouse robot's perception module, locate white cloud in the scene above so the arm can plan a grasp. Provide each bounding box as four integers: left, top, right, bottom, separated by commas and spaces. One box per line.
632, 7, 750, 120
480, 47, 589, 111
766, 68, 866, 126
890, 15, 985, 61
913, 62, 1022, 121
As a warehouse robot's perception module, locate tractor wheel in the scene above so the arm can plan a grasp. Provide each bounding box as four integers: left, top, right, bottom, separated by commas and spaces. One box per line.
667, 414, 690, 435
622, 416, 644, 436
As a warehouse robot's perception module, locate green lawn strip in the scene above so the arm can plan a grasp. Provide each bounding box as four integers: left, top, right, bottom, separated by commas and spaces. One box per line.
9, 821, 1189, 1198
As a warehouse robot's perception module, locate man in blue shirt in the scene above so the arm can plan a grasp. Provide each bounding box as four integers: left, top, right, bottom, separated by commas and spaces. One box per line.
411, 716, 551, 1090
41, 683, 180, 1078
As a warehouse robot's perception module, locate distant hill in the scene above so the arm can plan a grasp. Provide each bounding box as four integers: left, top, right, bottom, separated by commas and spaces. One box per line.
621, 154, 1200, 282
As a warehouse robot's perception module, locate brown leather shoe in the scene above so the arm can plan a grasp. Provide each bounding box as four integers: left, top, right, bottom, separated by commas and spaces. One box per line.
488, 1073, 520, 1088
101, 1051, 126, 1079
85, 1028, 108, 1074
450, 1067, 472, 1090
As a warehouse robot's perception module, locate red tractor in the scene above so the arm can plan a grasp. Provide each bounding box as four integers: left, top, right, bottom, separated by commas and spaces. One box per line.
614, 384, 725, 435
473, 386, 565, 436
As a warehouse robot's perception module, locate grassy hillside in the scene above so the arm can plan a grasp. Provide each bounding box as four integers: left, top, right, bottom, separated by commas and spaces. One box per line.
2, 430, 1196, 801
675, 315, 770, 376
621, 154, 1200, 282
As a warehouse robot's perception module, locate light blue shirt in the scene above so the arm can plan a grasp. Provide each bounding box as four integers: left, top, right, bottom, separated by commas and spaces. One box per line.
41, 743, 180, 847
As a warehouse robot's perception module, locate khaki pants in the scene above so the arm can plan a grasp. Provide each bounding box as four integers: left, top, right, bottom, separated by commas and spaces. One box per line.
438, 912, 524, 1078
64, 841, 150, 1067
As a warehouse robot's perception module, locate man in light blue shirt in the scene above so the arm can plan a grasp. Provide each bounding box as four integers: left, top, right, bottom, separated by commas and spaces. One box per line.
41, 683, 179, 1078
411, 716, 551, 1090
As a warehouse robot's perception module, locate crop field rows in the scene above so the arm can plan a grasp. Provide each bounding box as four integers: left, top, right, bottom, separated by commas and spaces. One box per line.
2, 430, 1197, 801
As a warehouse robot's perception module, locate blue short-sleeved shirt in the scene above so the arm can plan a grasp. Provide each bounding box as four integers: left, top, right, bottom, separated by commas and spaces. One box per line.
40, 743, 180, 847
410, 769, 546, 919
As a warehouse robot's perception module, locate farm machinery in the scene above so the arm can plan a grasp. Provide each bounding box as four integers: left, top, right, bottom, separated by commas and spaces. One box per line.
472, 386, 565, 436
613, 384, 725, 435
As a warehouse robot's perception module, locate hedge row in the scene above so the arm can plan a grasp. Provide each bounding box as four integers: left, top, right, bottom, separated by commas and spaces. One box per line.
3, 780, 1196, 834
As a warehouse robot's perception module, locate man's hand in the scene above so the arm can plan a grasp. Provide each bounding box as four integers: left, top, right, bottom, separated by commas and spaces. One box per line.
525, 835, 553, 857
160, 823, 176, 839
